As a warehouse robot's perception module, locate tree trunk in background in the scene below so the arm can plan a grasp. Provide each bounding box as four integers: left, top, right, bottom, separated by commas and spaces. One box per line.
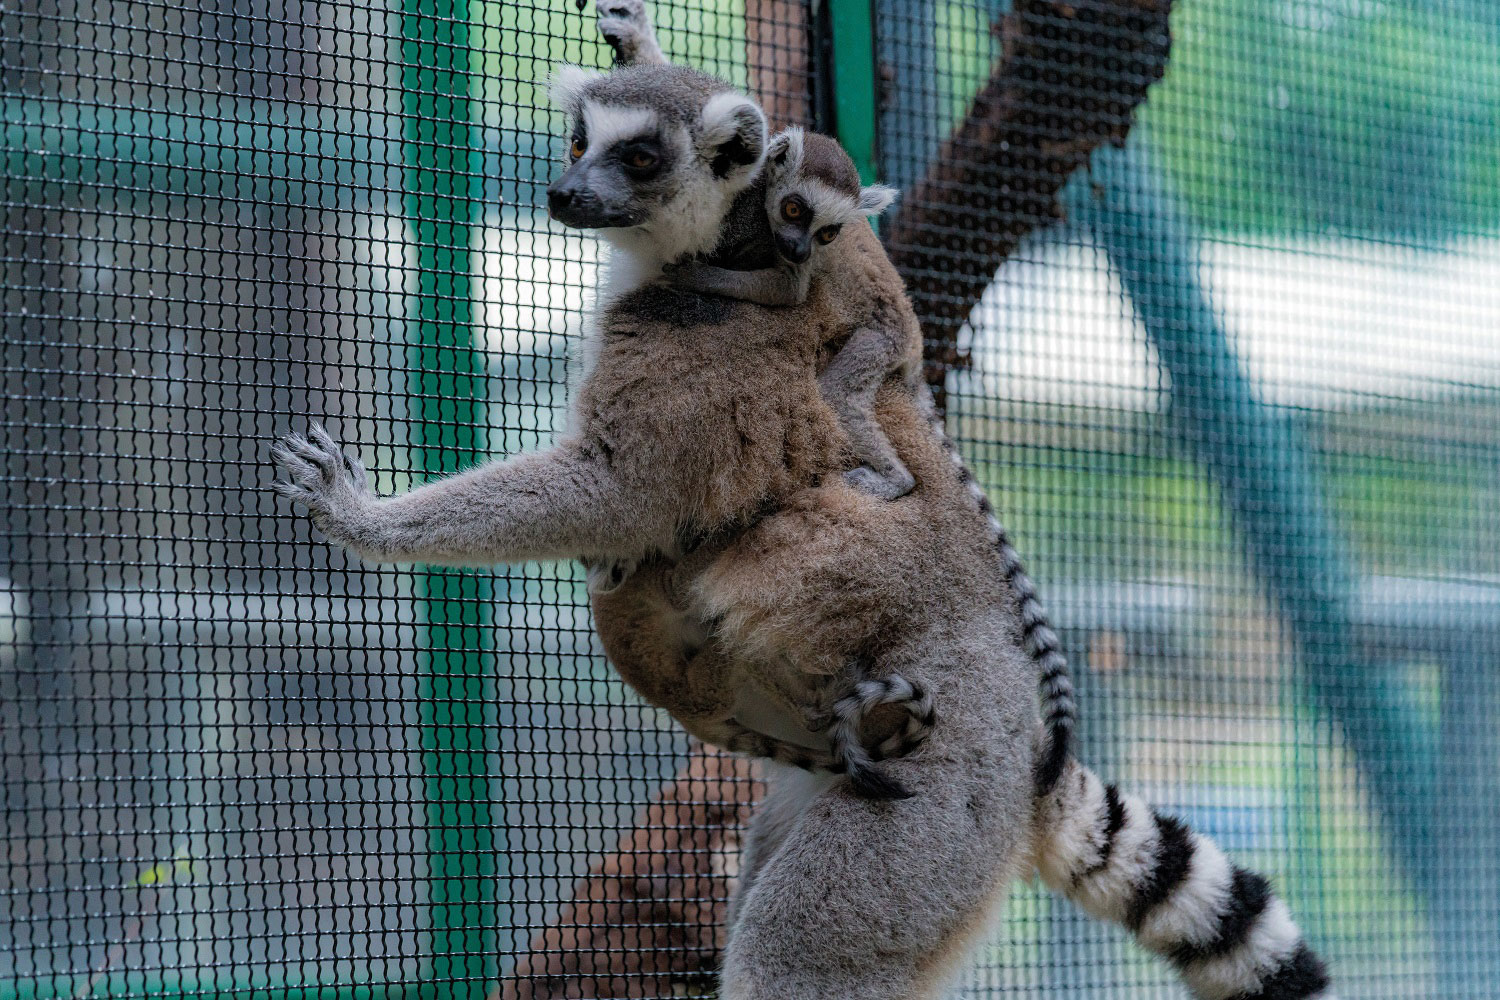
884, 0, 1174, 411
745, 0, 812, 129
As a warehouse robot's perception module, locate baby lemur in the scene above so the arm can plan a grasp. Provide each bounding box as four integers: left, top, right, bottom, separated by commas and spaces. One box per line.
272, 50, 1330, 1000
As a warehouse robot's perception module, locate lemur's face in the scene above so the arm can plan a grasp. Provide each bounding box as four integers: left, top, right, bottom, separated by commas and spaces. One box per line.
764, 129, 897, 267
546, 64, 767, 259
548, 103, 685, 229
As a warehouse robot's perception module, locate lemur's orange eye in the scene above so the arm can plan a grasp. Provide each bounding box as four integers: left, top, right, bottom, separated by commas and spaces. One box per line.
627, 150, 657, 169
569, 137, 587, 160
816, 224, 842, 245
781, 197, 804, 221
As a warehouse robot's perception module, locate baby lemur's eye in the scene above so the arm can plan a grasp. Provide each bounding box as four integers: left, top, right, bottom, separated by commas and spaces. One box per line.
569, 136, 587, 161
627, 150, 657, 169
781, 196, 807, 222
815, 224, 843, 245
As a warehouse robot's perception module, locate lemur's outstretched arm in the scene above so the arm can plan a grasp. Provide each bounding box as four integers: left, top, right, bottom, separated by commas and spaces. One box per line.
596, 0, 667, 67
666, 261, 808, 307
819, 323, 917, 501
271, 425, 654, 566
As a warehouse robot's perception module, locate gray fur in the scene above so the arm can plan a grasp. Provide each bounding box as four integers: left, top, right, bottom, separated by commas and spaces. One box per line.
913, 388, 1077, 791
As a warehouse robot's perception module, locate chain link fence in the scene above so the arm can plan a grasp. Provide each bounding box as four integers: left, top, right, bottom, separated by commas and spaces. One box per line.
4, 0, 1498, 996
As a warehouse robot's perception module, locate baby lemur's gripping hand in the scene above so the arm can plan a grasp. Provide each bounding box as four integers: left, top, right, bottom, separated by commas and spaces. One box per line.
271, 424, 378, 549
665, 260, 805, 307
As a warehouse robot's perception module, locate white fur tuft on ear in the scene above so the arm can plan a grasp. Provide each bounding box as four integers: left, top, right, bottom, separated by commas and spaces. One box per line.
768, 126, 805, 172
697, 92, 768, 180
549, 64, 602, 111
857, 184, 899, 216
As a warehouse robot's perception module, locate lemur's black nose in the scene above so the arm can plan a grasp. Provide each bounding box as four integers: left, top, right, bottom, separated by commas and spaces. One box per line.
547, 185, 577, 213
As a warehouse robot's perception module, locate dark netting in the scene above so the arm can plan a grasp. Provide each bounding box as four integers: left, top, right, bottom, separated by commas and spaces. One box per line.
2, 0, 1497, 997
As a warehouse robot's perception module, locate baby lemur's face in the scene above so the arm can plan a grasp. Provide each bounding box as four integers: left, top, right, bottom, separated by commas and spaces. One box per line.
763, 128, 897, 267
546, 63, 768, 262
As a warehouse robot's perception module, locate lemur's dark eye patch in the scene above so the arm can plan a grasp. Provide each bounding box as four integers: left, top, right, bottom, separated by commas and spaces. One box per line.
781, 196, 809, 222
616, 139, 663, 178
816, 224, 842, 245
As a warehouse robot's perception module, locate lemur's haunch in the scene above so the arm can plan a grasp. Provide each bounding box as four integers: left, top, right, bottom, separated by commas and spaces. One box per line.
271, 47, 1331, 1000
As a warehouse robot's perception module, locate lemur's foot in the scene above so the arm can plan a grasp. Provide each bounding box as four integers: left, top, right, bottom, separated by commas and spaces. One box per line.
843, 464, 916, 501
596, 0, 651, 64
584, 556, 639, 595
270, 424, 375, 537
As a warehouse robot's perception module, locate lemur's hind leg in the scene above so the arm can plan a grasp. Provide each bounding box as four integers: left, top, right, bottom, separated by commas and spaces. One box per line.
727, 765, 836, 933
819, 324, 917, 502
722, 654, 1036, 1000
594, 0, 667, 66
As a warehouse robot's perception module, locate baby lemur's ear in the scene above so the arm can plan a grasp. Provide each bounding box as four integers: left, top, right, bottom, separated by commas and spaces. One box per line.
549, 64, 603, 113
698, 92, 768, 183
857, 184, 899, 216
767, 126, 806, 172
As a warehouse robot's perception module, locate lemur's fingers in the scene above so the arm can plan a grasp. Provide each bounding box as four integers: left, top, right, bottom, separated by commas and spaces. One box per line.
280, 432, 342, 484
270, 478, 313, 505
843, 465, 914, 501
306, 422, 341, 458
598, 0, 646, 24
306, 423, 370, 490
270, 440, 327, 491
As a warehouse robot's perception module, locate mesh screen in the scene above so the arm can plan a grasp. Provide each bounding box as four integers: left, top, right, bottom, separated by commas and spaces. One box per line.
3, 0, 1498, 997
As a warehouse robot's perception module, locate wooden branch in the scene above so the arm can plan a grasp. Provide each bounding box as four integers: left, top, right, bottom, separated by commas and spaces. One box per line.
744, 0, 813, 128
885, 0, 1174, 409
495, 746, 761, 999
499, 3, 1174, 993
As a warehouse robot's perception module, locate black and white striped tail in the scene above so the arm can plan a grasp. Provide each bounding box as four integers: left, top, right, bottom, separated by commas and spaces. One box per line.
724, 671, 936, 800
1036, 759, 1334, 999
825, 672, 936, 800
917, 388, 1076, 793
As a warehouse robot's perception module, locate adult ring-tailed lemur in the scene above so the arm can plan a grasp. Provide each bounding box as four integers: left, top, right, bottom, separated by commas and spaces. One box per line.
271, 15, 1333, 998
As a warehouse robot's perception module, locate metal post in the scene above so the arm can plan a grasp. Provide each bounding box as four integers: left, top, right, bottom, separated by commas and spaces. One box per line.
822, 0, 881, 183
399, 0, 497, 992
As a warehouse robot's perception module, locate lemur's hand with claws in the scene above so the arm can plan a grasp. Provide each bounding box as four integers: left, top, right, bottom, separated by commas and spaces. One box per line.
594, 0, 666, 66
271, 424, 379, 552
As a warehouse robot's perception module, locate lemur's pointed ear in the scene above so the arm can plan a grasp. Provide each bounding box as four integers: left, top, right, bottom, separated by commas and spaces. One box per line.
857, 184, 899, 216
550, 64, 602, 112
698, 92, 768, 183
767, 127, 805, 171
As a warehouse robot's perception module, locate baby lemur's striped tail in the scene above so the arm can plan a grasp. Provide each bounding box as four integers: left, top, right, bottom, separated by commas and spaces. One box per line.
826, 673, 936, 800
1036, 758, 1333, 999
916, 389, 1076, 793
724, 671, 935, 800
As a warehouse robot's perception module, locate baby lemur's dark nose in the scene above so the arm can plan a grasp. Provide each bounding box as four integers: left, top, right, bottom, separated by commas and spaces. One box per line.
776, 232, 811, 264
